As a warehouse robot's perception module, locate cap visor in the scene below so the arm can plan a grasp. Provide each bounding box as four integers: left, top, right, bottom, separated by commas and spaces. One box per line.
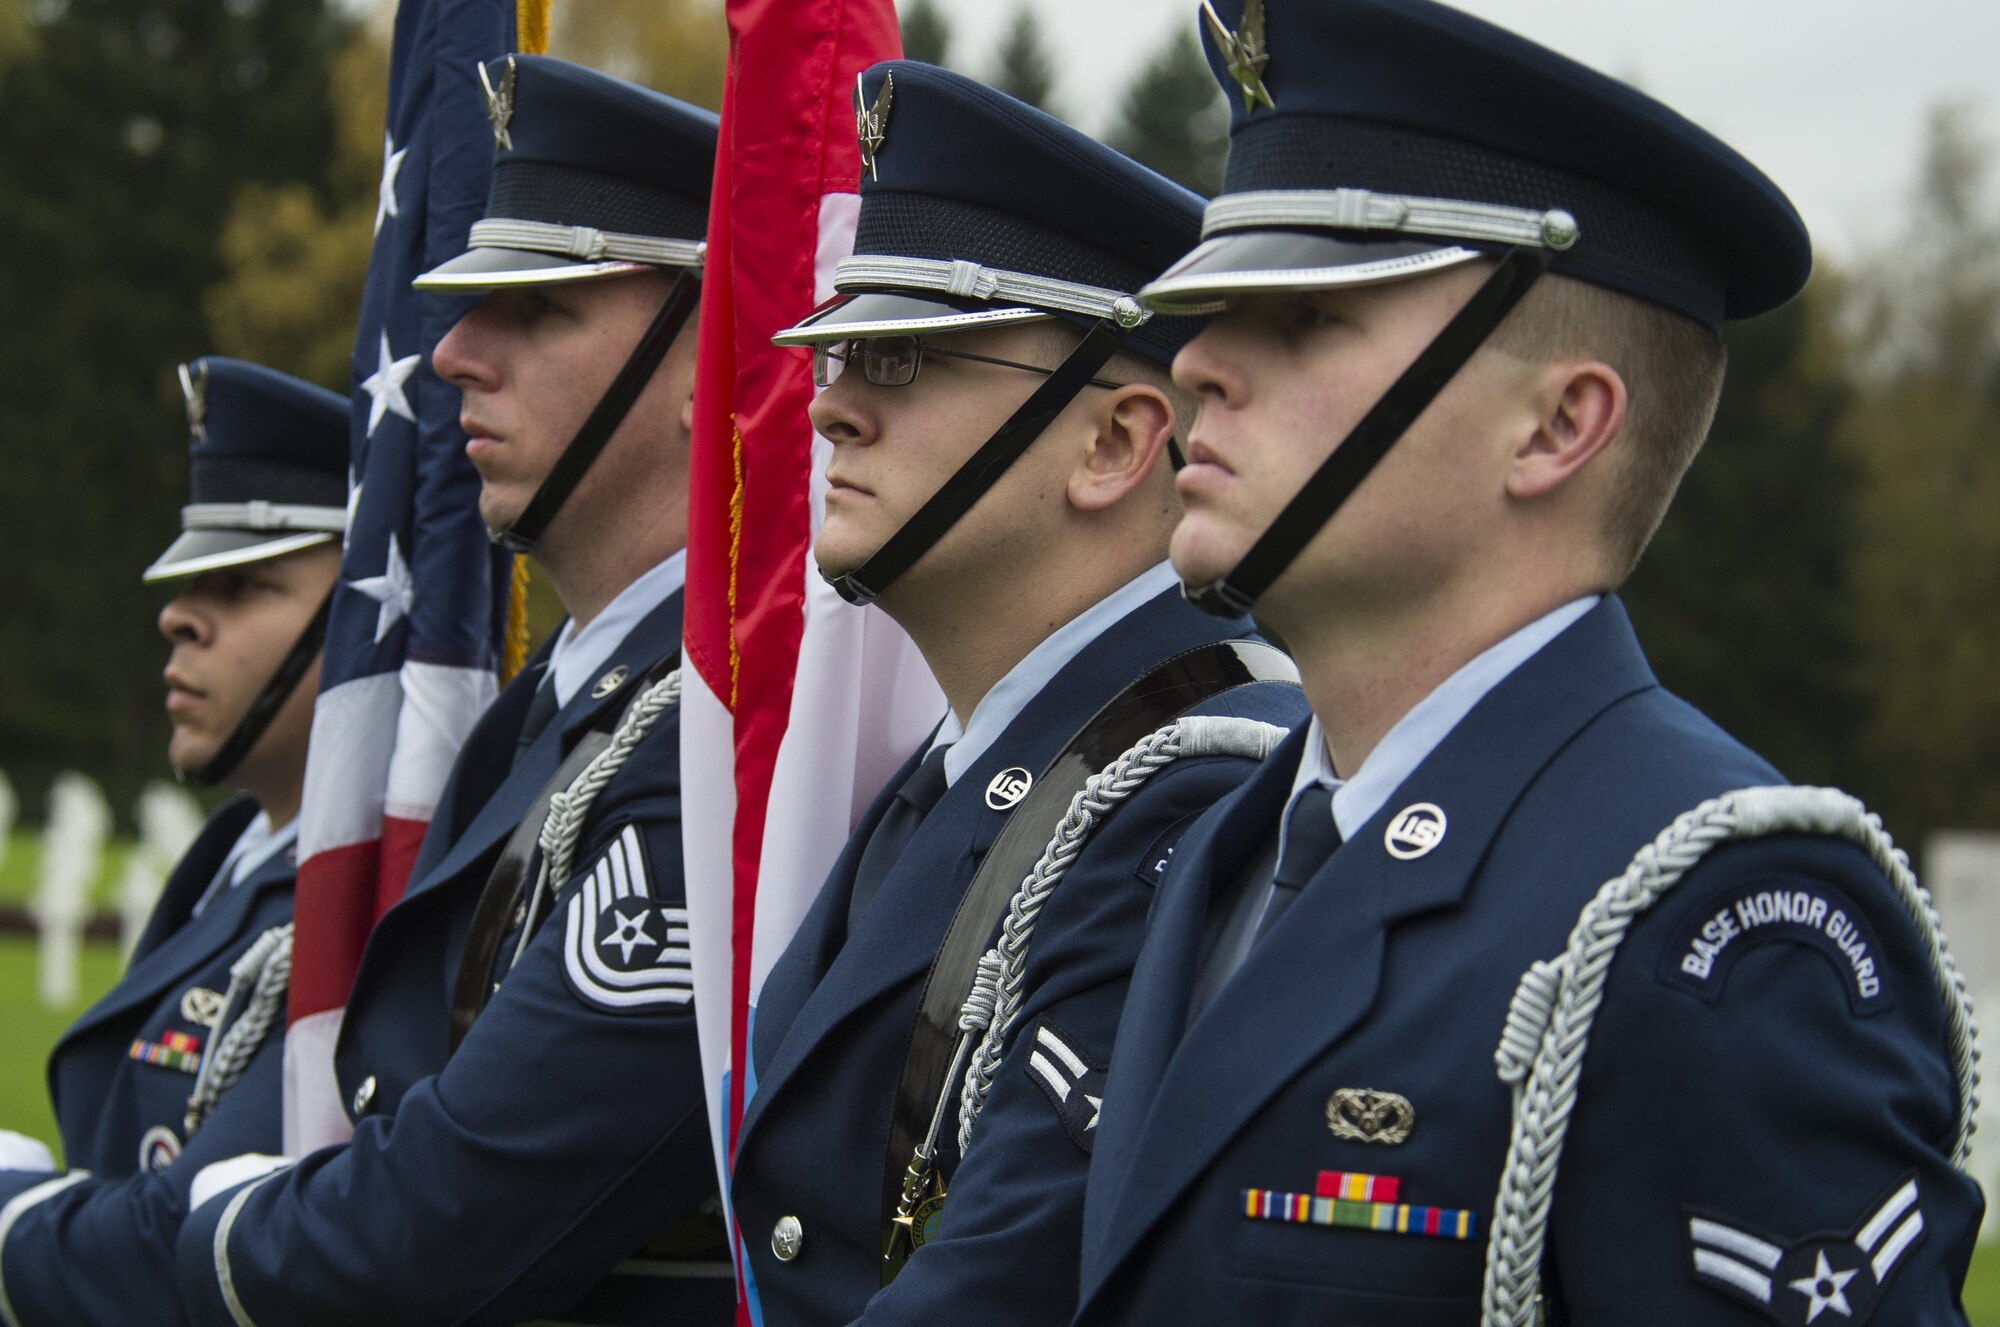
1139, 232, 1485, 313
412, 245, 656, 292
771, 292, 1050, 346
143, 530, 336, 584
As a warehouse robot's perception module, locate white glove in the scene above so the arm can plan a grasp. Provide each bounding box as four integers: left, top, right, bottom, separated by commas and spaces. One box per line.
190, 1153, 294, 1210
0, 1130, 56, 1173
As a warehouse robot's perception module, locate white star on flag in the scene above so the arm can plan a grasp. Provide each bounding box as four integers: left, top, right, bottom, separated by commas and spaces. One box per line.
361, 332, 420, 438
374, 131, 407, 236
350, 533, 415, 643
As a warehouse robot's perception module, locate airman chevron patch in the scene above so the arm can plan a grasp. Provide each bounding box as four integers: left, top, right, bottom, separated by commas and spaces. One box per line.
1685, 1173, 1925, 1324
561, 824, 693, 1013
1024, 1020, 1106, 1153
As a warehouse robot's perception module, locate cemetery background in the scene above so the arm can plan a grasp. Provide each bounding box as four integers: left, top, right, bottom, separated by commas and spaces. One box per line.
0, 0, 1995, 1314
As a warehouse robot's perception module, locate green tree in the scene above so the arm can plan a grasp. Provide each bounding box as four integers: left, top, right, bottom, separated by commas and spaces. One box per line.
989, 4, 1056, 114
0, 0, 349, 816
898, 0, 951, 66
548, 0, 726, 111
1107, 24, 1225, 196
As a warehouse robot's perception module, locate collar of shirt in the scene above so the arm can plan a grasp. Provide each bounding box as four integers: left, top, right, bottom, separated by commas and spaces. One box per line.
925, 561, 1183, 788
194, 812, 299, 916
547, 549, 687, 708
1284, 595, 1601, 852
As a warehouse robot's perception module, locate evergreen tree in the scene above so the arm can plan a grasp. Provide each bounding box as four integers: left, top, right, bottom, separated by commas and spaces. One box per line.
1107, 25, 1225, 196
0, 0, 347, 813
989, 5, 1056, 115
898, 0, 951, 67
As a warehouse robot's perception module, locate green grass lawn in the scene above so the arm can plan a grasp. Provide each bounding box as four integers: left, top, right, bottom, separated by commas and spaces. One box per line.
0, 829, 138, 909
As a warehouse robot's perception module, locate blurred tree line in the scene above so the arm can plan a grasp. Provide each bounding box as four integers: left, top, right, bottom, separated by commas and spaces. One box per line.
0, 0, 1994, 855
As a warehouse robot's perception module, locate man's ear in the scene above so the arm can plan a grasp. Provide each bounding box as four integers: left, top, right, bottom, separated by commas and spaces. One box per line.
1067, 385, 1176, 513
1507, 359, 1627, 501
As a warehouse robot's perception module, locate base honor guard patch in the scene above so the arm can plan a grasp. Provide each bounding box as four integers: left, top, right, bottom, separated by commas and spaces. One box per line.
1661, 878, 1893, 1016
1024, 1020, 1106, 1153
128, 1029, 203, 1074
561, 824, 694, 1013
1242, 1171, 1476, 1242
1685, 1173, 1927, 1324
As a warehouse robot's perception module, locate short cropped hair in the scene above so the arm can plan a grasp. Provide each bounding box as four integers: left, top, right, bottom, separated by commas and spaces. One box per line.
1488, 275, 1728, 583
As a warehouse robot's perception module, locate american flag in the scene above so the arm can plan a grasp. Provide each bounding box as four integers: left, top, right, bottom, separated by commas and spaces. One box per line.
282, 0, 518, 1153
679, 0, 941, 1305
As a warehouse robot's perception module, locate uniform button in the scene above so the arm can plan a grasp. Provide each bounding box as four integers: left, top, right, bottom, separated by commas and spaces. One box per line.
351, 1075, 377, 1117
511, 900, 527, 929
771, 1215, 804, 1262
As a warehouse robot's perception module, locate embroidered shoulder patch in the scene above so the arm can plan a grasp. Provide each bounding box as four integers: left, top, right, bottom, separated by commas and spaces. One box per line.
1024, 1019, 1106, 1153
1659, 876, 1893, 1016
1685, 1172, 1927, 1324
561, 824, 693, 1013
1134, 811, 1204, 886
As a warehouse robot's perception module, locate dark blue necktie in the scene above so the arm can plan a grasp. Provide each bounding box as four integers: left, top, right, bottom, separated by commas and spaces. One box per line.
1257, 783, 1340, 940
515, 675, 560, 757
847, 746, 952, 935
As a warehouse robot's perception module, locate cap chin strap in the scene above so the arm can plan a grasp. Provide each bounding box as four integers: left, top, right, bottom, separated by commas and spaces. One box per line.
184, 590, 334, 789
826, 320, 1128, 606
1182, 245, 1556, 617
493, 272, 699, 555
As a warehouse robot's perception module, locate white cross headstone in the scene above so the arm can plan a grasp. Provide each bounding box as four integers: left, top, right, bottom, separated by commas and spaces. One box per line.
31, 771, 110, 1009
118, 781, 205, 960
1925, 830, 2000, 1243
0, 768, 17, 875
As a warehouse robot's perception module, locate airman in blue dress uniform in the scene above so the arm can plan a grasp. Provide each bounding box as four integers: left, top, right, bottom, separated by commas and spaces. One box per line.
174, 56, 733, 1327
730, 61, 1307, 1327
1076, 3, 1983, 1325
0, 357, 346, 1326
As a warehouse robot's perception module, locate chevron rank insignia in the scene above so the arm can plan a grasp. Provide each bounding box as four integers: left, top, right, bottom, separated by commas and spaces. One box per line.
1685, 1173, 1927, 1324
561, 824, 693, 1013
1024, 1020, 1106, 1153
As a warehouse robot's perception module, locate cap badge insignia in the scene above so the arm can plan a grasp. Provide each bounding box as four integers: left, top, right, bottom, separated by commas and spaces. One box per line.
1203, 0, 1275, 113
591, 664, 630, 700
178, 361, 208, 441
856, 70, 894, 182
479, 55, 517, 152
1327, 1087, 1415, 1145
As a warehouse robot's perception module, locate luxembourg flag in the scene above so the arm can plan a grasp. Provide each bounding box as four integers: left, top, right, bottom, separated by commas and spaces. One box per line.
282, 0, 518, 1153
679, 0, 942, 1299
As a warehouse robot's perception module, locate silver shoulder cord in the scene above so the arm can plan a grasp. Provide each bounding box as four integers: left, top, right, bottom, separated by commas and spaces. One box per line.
945, 715, 1292, 1157
185, 922, 295, 1139
511, 669, 683, 971
1479, 785, 1983, 1327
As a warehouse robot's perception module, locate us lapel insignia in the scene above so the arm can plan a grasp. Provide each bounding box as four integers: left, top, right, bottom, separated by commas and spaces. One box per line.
1383, 802, 1447, 860
1202, 0, 1275, 113
591, 664, 630, 700
1686, 1172, 1927, 1325
985, 766, 1032, 811
178, 361, 208, 441
1327, 1087, 1415, 1145
856, 70, 894, 182
180, 986, 228, 1028
479, 55, 517, 151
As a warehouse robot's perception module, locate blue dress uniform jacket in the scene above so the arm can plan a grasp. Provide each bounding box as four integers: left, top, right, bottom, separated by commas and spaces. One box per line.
732, 587, 1307, 1327
176, 591, 734, 1327
1076, 598, 1983, 1327
0, 799, 295, 1327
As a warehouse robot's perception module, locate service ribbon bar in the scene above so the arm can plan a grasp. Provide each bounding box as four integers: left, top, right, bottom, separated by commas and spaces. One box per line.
128, 1029, 203, 1074
1242, 1188, 1478, 1241
1315, 1170, 1402, 1203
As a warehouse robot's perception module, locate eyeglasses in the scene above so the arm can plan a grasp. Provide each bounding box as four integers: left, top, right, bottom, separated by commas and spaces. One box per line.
811, 335, 1128, 391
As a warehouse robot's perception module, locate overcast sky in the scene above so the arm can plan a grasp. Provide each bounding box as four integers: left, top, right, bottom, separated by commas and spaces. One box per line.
924, 0, 1999, 260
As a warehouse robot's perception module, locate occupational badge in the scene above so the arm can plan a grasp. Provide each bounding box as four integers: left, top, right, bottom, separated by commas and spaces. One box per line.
1326, 1087, 1415, 1145
856, 70, 894, 182
180, 986, 228, 1028
1685, 1173, 1927, 1325
1201, 0, 1275, 112
561, 825, 693, 1012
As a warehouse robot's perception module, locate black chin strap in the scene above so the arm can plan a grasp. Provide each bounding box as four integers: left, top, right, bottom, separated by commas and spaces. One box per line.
494, 272, 699, 554
825, 319, 1128, 606
186, 590, 333, 788
1182, 246, 1556, 617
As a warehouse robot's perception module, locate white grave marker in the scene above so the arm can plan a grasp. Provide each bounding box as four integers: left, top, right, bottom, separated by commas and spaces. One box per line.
1925, 830, 2000, 1242
31, 771, 110, 1009
0, 769, 16, 875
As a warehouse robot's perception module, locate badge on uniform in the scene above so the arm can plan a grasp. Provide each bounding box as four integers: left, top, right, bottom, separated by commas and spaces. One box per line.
139, 1124, 181, 1173
128, 1029, 203, 1074
1024, 1020, 1105, 1153
1661, 879, 1893, 1017
1242, 1169, 1477, 1242
1685, 1174, 1927, 1325
562, 824, 694, 1013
